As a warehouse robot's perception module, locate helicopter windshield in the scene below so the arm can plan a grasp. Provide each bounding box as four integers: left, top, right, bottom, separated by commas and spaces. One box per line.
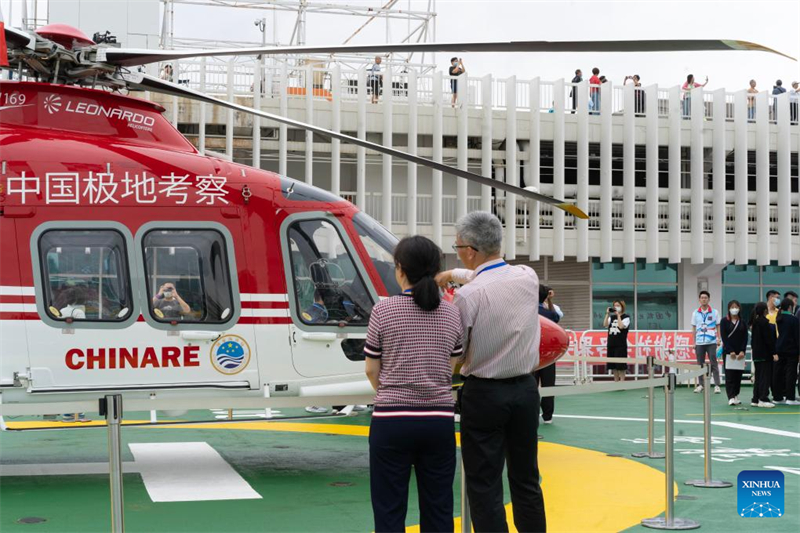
352, 212, 401, 296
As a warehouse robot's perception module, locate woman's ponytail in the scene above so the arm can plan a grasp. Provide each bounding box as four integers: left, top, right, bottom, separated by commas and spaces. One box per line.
413, 275, 441, 312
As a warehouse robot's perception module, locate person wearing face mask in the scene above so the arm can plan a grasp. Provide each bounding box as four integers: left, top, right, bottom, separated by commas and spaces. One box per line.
766, 290, 782, 327
720, 300, 748, 406
773, 298, 800, 406
749, 302, 777, 408
604, 300, 630, 382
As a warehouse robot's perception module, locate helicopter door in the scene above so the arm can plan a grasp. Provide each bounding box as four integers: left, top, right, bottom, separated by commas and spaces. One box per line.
281, 215, 378, 378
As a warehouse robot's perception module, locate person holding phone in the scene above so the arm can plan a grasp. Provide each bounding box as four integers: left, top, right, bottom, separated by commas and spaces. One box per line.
449, 57, 466, 107
152, 282, 191, 318
604, 300, 630, 382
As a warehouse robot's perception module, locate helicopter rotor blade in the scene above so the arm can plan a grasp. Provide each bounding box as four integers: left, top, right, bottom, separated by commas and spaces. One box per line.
122, 72, 587, 219
3, 23, 35, 50
103, 39, 795, 68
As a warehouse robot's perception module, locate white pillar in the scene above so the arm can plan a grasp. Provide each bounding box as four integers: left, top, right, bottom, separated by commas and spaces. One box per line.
756, 91, 770, 265
528, 78, 541, 261
198, 57, 206, 155
668, 86, 682, 264
252, 59, 261, 169
382, 66, 394, 229
645, 85, 659, 263
226, 60, 234, 159
331, 64, 341, 196
482, 75, 494, 214
304, 65, 314, 185
576, 79, 589, 262
457, 74, 469, 222
407, 70, 418, 235
600, 81, 613, 262
432, 71, 444, 247
712, 89, 726, 264
623, 82, 635, 263
279, 62, 288, 177
505, 76, 518, 260
356, 68, 367, 210
690, 86, 704, 264
777, 93, 791, 265
553, 78, 565, 262
171, 59, 180, 126
734, 90, 749, 264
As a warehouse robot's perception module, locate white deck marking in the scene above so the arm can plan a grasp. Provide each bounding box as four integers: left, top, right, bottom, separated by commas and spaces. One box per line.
765, 466, 800, 476
129, 442, 262, 502
553, 414, 800, 439
0, 462, 139, 476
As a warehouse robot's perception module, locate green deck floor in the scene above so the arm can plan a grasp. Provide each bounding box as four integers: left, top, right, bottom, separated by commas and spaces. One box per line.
1, 384, 798, 532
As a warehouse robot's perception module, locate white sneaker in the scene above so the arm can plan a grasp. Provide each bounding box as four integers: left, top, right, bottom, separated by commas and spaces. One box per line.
772, 399, 786, 405
304, 406, 329, 414
714, 386, 721, 394
734, 396, 741, 405
784, 400, 800, 406
693, 385, 703, 393
543, 419, 553, 425
758, 401, 775, 408
751, 401, 760, 407
353, 405, 370, 411
728, 398, 735, 406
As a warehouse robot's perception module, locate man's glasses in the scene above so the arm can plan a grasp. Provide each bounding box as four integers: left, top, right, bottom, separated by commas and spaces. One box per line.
452, 244, 478, 252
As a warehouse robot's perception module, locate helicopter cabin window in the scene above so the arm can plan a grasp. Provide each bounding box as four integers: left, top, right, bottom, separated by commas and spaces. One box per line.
38, 230, 133, 323
142, 229, 234, 324
352, 212, 401, 296
288, 220, 374, 326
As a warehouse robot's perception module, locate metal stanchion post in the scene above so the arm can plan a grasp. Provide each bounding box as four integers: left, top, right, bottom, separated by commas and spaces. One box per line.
101, 394, 125, 533
642, 374, 699, 530
461, 453, 471, 533
685, 363, 732, 488
633, 356, 665, 459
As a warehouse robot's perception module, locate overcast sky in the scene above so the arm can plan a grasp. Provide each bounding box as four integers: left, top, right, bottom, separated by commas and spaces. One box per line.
4, 0, 799, 91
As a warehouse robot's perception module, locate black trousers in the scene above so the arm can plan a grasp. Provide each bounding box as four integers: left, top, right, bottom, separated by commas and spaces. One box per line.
369, 415, 455, 533
722, 354, 743, 400
773, 354, 800, 402
460, 374, 546, 533
534, 364, 556, 421
753, 360, 773, 403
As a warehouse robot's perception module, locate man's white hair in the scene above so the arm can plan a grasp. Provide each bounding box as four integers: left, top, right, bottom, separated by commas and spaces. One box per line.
455, 211, 503, 255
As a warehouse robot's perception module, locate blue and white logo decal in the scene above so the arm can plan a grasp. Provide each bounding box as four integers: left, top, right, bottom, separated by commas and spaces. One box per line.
738, 470, 784, 518
210, 335, 251, 375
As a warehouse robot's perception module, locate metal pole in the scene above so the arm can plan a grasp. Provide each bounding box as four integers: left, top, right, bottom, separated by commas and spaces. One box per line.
685, 364, 732, 488
633, 356, 664, 459
103, 394, 125, 533
641, 374, 699, 530
460, 453, 471, 533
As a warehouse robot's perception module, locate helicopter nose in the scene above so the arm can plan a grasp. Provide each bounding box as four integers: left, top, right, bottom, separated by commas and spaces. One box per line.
537, 316, 570, 370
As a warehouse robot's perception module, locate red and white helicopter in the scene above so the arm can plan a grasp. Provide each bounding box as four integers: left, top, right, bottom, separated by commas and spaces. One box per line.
0, 20, 787, 424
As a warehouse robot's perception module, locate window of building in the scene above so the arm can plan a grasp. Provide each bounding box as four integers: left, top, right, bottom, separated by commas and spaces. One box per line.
352, 212, 401, 296
142, 229, 235, 324
38, 230, 133, 323
592, 258, 678, 330
722, 261, 800, 321
287, 219, 374, 326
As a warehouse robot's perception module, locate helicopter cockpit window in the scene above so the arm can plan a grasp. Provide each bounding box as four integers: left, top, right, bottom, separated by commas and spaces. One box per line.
288, 220, 374, 326
352, 212, 401, 296
142, 229, 234, 324
38, 230, 132, 323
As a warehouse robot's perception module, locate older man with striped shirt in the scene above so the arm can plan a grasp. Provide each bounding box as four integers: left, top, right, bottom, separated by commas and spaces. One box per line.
437, 211, 546, 533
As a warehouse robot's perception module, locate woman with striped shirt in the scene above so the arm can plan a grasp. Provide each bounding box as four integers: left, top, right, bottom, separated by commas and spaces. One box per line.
365, 235, 463, 533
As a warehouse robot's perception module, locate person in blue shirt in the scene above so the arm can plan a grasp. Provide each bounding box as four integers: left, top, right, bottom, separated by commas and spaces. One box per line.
691, 290, 722, 394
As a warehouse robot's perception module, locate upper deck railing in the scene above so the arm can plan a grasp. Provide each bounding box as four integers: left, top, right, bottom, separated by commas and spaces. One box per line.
162, 58, 799, 123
